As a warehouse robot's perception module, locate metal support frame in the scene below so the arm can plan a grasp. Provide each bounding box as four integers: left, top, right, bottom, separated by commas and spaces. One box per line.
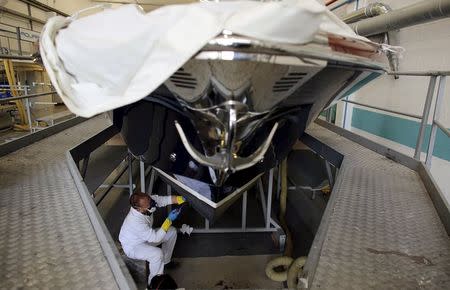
258, 179, 267, 219
192, 227, 280, 234
325, 108, 332, 123
415, 76, 437, 159
129, 156, 285, 245
95, 153, 151, 205
184, 167, 284, 238
167, 184, 172, 212
325, 160, 334, 187
139, 160, 145, 192
241, 191, 248, 230
342, 95, 350, 129
276, 166, 281, 200
266, 169, 274, 229
127, 153, 133, 196
148, 167, 156, 194
23, 86, 33, 132
426, 76, 447, 168
80, 155, 90, 179
0, 84, 63, 133
96, 159, 134, 206
99, 184, 133, 189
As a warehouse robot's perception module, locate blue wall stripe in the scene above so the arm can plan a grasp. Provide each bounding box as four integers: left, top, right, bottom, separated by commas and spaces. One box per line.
351, 107, 450, 161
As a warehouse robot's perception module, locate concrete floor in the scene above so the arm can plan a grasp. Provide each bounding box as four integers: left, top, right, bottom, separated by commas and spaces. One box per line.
167, 255, 282, 289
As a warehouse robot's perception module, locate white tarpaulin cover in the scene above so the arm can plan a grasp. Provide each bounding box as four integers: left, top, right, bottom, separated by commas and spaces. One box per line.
40, 0, 365, 117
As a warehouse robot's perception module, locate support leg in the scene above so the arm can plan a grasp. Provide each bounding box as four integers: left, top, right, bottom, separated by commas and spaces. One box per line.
325, 160, 334, 187
140, 160, 145, 193
266, 168, 274, 229
415, 76, 437, 160
426, 76, 447, 167
258, 179, 267, 220
128, 153, 133, 196
167, 184, 172, 212
242, 191, 247, 230
147, 168, 156, 194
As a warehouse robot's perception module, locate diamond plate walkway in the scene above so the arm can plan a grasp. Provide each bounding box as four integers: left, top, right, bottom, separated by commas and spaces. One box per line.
0, 116, 127, 289
306, 123, 450, 289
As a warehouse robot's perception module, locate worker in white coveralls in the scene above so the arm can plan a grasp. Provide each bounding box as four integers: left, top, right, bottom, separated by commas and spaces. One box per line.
119, 191, 186, 284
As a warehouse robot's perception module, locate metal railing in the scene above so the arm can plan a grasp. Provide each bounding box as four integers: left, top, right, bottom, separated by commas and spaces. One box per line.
341, 99, 422, 120
330, 71, 449, 168
0, 90, 57, 103
0, 86, 63, 133
0, 54, 33, 60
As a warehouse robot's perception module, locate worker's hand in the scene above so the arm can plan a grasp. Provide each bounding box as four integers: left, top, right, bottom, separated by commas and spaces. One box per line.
176, 195, 186, 205
162, 209, 180, 232
167, 208, 180, 222
161, 219, 172, 232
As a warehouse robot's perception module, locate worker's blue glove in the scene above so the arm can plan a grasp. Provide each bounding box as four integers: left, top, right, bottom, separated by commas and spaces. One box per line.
167, 208, 180, 222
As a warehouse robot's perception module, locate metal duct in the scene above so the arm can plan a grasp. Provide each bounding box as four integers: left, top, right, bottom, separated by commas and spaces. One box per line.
350, 0, 450, 36
341, 3, 398, 75
342, 3, 391, 24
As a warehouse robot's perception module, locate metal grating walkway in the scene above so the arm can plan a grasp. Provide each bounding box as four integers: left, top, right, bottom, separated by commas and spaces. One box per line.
307, 123, 450, 289
0, 116, 120, 289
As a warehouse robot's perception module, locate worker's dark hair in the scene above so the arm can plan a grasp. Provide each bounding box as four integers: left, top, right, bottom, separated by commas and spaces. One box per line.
129, 192, 151, 209
149, 274, 178, 290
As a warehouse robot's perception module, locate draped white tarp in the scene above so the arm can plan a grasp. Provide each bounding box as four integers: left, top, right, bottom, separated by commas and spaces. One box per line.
40, 0, 366, 117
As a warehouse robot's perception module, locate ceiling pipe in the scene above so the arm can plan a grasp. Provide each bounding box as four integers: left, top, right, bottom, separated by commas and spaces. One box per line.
342, 2, 391, 24
341, 2, 399, 79
350, 0, 450, 37
340, 2, 399, 77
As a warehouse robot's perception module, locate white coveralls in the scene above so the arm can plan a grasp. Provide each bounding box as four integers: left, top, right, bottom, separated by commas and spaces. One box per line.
119, 195, 177, 284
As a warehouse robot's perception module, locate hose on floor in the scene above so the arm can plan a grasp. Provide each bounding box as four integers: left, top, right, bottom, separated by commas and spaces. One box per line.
265, 159, 307, 288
